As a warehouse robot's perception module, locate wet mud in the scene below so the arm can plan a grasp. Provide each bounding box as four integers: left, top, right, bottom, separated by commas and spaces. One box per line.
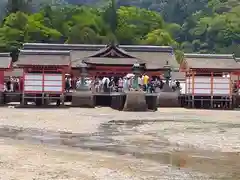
0, 119, 240, 179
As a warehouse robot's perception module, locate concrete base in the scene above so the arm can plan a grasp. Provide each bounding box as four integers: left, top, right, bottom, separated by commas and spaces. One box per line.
71, 91, 95, 108
111, 94, 125, 110
157, 92, 180, 107
0, 92, 4, 105
235, 95, 240, 108
162, 84, 173, 92
4, 92, 21, 104
146, 94, 158, 111
123, 91, 148, 111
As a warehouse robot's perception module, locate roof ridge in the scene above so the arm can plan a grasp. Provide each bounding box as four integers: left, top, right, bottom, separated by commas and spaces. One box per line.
0, 53, 11, 57
23, 43, 105, 51
23, 43, 174, 52
184, 53, 234, 59
20, 50, 71, 56
120, 45, 173, 52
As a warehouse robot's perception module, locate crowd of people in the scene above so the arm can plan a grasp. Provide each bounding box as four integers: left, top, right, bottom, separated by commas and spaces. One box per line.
3, 77, 22, 92
65, 74, 181, 93
3, 75, 240, 95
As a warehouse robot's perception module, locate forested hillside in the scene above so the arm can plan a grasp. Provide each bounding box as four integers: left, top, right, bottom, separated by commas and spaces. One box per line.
0, 0, 239, 61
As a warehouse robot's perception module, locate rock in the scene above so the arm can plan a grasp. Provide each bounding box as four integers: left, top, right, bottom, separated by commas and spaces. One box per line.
123, 91, 148, 111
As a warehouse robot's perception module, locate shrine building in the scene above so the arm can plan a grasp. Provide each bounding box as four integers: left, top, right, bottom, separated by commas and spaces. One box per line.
22, 43, 180, 78
0, 53, 12, 90
16, 50, 71, 105
180, 53, 240, 109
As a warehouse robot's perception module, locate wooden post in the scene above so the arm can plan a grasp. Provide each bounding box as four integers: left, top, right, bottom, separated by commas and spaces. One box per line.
229, 72, 232, 109
188, 71, 191, 107
61, 70, 65, 105
191, 71, 195, 108
42, 68, 45, 105
210, 72, 213, 108
184, 71, 187, 107
238, 74, 240, 94
21, 69, 25, 105
185, 72, 187, 95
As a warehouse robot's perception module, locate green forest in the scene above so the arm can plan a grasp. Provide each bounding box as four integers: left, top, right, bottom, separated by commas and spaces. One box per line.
0, 0, 239, 61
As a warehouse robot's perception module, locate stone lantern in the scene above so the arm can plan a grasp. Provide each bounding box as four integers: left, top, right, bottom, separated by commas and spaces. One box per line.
132, 63, 141, 90
77, 62, 89, 91
163, 60, 172, 86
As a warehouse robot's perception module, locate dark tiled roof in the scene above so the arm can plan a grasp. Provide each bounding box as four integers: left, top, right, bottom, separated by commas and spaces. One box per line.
0, 53, 12, 69
23, 43, 106, 51
90, 44, 135, 58
17, 50, 71, 67
4, 68, 23, 77
83, 57, 144, 65
23, 43, 173, 52
184, 53, 240, 70
171, 72, 185, 80
22, 43, 178, 69
131, 51, 177, 70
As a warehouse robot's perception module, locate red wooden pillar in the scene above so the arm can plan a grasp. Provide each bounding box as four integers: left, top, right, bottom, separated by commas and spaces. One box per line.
192, 71, 195, 96
42, 68, 45, 93
210, 72, 213, 96
0, 70, 4, 91
185, 71, 187, 94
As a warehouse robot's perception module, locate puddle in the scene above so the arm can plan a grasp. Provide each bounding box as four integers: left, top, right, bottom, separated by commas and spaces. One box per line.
0, 119, 240, 179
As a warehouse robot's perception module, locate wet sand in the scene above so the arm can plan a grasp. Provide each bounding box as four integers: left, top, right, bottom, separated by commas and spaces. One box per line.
0, 107, 240, 179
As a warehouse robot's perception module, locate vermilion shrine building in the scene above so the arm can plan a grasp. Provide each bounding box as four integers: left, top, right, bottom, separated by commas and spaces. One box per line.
180, 54, 240, 108
22, 43, 180, 77
2, 43, 180, 105
16, 50, 71, 105
0, 53, 12, 90
2, 43, 240, 109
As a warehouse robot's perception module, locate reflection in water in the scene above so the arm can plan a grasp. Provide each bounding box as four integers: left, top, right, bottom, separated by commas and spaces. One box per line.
0, 119, 239, 179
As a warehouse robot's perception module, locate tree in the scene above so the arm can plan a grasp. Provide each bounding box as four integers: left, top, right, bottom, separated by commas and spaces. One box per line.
26, 13, 62, 42
142, 29, 177, 46
116, 6, 164, 44
0, 11, 62, 52
0, 1, 239, 59
0, 12, 28, 50
5, 0, 32, 14
103, 0, 118, 35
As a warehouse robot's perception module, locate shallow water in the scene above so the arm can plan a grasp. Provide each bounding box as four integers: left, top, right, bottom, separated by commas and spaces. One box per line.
0, 119, 240, 179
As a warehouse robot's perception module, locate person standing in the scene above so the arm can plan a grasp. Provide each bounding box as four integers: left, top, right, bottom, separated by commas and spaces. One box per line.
143, 74, 149, 91
6, 78, 11, 92
123, 77, 128, 92
118, 78, 123, 92
102, 77, 110, 92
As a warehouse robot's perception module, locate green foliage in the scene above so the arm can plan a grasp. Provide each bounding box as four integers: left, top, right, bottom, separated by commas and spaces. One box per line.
180, 2, 240, 55
142, 29, 177, 46
116, 6, 164, 44
0, 0, 239, 59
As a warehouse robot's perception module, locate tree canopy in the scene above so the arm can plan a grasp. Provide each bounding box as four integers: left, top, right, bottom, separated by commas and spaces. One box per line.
0, 0, 239, 62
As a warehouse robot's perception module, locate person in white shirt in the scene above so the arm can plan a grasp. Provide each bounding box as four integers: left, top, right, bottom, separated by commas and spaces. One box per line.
123, 77, 128, 92
138, 76, 143, 90
102, 77, 110, 92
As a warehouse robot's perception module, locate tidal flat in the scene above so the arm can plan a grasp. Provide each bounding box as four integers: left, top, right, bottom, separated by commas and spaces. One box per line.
0, 107, 240, 180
